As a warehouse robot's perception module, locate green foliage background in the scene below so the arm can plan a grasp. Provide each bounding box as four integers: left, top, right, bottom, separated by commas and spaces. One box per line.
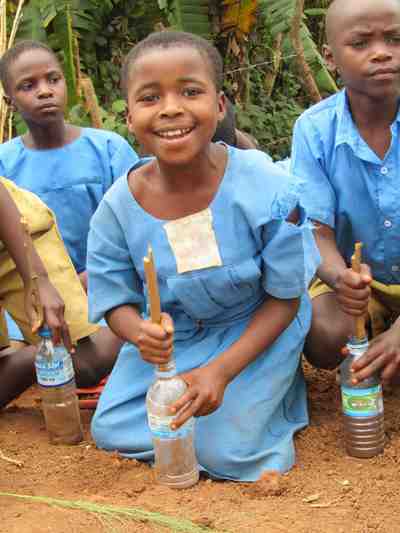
10, 0, 335, 159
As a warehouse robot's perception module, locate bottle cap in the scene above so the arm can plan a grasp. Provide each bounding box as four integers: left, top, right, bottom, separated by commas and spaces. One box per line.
38, 325, 52, 338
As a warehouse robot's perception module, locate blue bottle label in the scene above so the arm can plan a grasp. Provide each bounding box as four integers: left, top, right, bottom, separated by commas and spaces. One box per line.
35, 355, 74, 387
148, 413, 192, 439
341, 385, 383, 417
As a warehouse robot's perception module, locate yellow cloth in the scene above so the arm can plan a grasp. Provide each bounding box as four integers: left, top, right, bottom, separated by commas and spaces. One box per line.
309, 277, 400, 337
0, 178, 98, 348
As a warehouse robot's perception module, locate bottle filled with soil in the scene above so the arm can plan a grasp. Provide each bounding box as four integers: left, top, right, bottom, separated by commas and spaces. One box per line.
35, 326, 83, 445
340, 336, 384, 458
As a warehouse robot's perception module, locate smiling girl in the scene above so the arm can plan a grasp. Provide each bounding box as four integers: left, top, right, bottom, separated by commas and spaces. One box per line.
87, 31, 320, 481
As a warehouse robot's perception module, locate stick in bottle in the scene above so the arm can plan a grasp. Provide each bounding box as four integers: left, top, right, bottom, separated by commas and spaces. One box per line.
143, 246, 199, 488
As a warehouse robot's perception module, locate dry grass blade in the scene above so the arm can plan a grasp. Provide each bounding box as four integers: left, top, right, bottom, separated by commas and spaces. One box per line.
0, 492, 226, 533
0, 450, 23, 467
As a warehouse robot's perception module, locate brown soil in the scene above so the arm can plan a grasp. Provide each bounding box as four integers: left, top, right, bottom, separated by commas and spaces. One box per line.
1, 364, 400, 533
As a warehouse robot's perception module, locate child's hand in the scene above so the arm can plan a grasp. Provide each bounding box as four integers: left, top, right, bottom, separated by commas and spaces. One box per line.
36, 277, 73, 351
24, 276, 73, 351
335, 264, 372, 316
169, 366, 228, 429
350, 325, 400, 384
137, 312, 174, 365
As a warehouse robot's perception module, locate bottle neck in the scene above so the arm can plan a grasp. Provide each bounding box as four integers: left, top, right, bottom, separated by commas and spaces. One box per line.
155, 357, 177, 379
38, 324, 52, 339
347, 336, 369, 361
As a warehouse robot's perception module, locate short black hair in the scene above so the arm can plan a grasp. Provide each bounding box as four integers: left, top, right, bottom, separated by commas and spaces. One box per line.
212, 98, 236, 145
0, 40, 59, 94
121, 31, 223, 97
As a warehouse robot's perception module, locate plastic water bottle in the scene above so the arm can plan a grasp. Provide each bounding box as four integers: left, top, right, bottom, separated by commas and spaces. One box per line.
35, 326, 83, 445
340, 336, 384, 458
146, 358, 199, 488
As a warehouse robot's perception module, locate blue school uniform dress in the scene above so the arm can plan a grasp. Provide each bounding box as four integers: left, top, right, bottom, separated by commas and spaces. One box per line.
291, 89, 400, 284
0, 127, 138, 274
87, 146, 320, 481
0, 128, 138, 340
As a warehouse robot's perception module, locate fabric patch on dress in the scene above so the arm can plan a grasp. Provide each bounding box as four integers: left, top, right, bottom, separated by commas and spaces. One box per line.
164, 208, 222, 273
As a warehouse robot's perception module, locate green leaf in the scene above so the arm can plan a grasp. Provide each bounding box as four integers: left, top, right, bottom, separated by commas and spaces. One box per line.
304, 8, 327, 17
111, 99, 126, 113
16, 0, 47, 41
53, 2, 78, 107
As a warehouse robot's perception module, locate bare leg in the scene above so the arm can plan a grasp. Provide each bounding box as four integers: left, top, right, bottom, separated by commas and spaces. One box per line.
0, 346, 36, 408
0, 328, 122, 408
72, 327, 123, 388
304, 292, 353, 370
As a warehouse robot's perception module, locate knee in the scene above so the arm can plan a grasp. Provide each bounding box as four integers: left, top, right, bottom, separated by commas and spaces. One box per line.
72, 332, 121, 387
73, 356, 104, 387
304, 316, 350, 370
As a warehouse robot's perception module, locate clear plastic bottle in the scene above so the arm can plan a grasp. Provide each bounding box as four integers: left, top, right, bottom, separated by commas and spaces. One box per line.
146, 358, 199, 488
35, 326, 83, 445
340, 337, 384, 458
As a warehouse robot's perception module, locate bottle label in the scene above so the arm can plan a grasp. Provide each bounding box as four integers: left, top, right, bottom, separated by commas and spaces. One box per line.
35, 355, 74, 387
341, 385, 384, 417
147, 413, 192, 439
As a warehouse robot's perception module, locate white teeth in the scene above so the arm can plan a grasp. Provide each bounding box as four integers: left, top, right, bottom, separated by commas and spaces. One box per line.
157, 128, 191, 138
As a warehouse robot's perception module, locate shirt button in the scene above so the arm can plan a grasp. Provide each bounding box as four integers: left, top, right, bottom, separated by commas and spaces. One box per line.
392, 265, 400, 272
381, 166, 388, 175
384, 220, 392, 228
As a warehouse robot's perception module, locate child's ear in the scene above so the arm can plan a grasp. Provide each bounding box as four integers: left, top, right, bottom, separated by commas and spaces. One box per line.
217, 91, 226, 122
126, 108, 135, 134
323, 44, 338, 73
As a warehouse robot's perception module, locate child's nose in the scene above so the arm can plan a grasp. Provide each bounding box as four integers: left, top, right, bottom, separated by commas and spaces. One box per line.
370, 43, 393, 62
37, 81, 53, 98
159, 94, 183, 117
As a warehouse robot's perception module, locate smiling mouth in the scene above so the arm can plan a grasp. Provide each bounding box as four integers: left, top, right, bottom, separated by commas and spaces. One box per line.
155, 127, 193, 140
38, 104, 59, 112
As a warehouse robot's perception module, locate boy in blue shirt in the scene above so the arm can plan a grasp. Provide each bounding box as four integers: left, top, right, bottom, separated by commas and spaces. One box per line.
291, 0, 400, 384
0, 39, 139, 288
0, 40, 138, 360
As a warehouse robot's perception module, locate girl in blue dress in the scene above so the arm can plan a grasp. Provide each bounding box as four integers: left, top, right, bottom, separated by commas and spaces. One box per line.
87, 31, 320, 481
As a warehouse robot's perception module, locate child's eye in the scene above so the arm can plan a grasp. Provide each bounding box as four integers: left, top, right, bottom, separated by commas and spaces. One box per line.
139, 94, 159, 103
183, 87, 202, 97
48, 75, 61, 84
386, 35, 400, 44
351, 40, 368, 49
19, 81, 32, 91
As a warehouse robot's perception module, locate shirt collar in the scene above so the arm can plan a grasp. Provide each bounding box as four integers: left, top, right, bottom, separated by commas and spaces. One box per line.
335, 89, 400, 150
334, 89, 360, 149
334, 90, 400, 164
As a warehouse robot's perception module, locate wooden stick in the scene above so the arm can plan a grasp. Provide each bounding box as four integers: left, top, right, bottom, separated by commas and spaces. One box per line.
143, 247, 169, 371
351, 242, 366, 340
20, 217, 43, 332
143, 246, 161, 324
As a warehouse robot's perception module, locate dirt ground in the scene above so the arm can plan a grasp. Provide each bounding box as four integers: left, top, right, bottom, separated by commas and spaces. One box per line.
1, 363, 400, 533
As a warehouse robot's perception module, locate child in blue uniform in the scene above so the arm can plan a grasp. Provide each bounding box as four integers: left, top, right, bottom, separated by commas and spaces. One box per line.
291, 0, 400, 383
87, 31, 320, 481
0, 40, 139, 287
0, 40, 138, 364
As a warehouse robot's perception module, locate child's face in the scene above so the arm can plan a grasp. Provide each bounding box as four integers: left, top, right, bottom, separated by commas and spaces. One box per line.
126, 46, 225, 167
7, 49, 67, 125
324, 0, 400, 102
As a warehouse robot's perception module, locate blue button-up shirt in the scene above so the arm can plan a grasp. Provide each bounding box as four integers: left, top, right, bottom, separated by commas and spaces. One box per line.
291, 89, 400, 284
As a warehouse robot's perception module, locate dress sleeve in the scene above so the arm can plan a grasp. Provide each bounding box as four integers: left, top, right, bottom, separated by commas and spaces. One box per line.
109, 135, 139, 182
87, 199, 144, 323
290, 116, 336, 228
260, 185, 321, 299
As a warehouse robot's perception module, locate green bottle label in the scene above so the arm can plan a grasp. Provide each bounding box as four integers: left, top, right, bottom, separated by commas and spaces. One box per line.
341, 385, 383, 417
